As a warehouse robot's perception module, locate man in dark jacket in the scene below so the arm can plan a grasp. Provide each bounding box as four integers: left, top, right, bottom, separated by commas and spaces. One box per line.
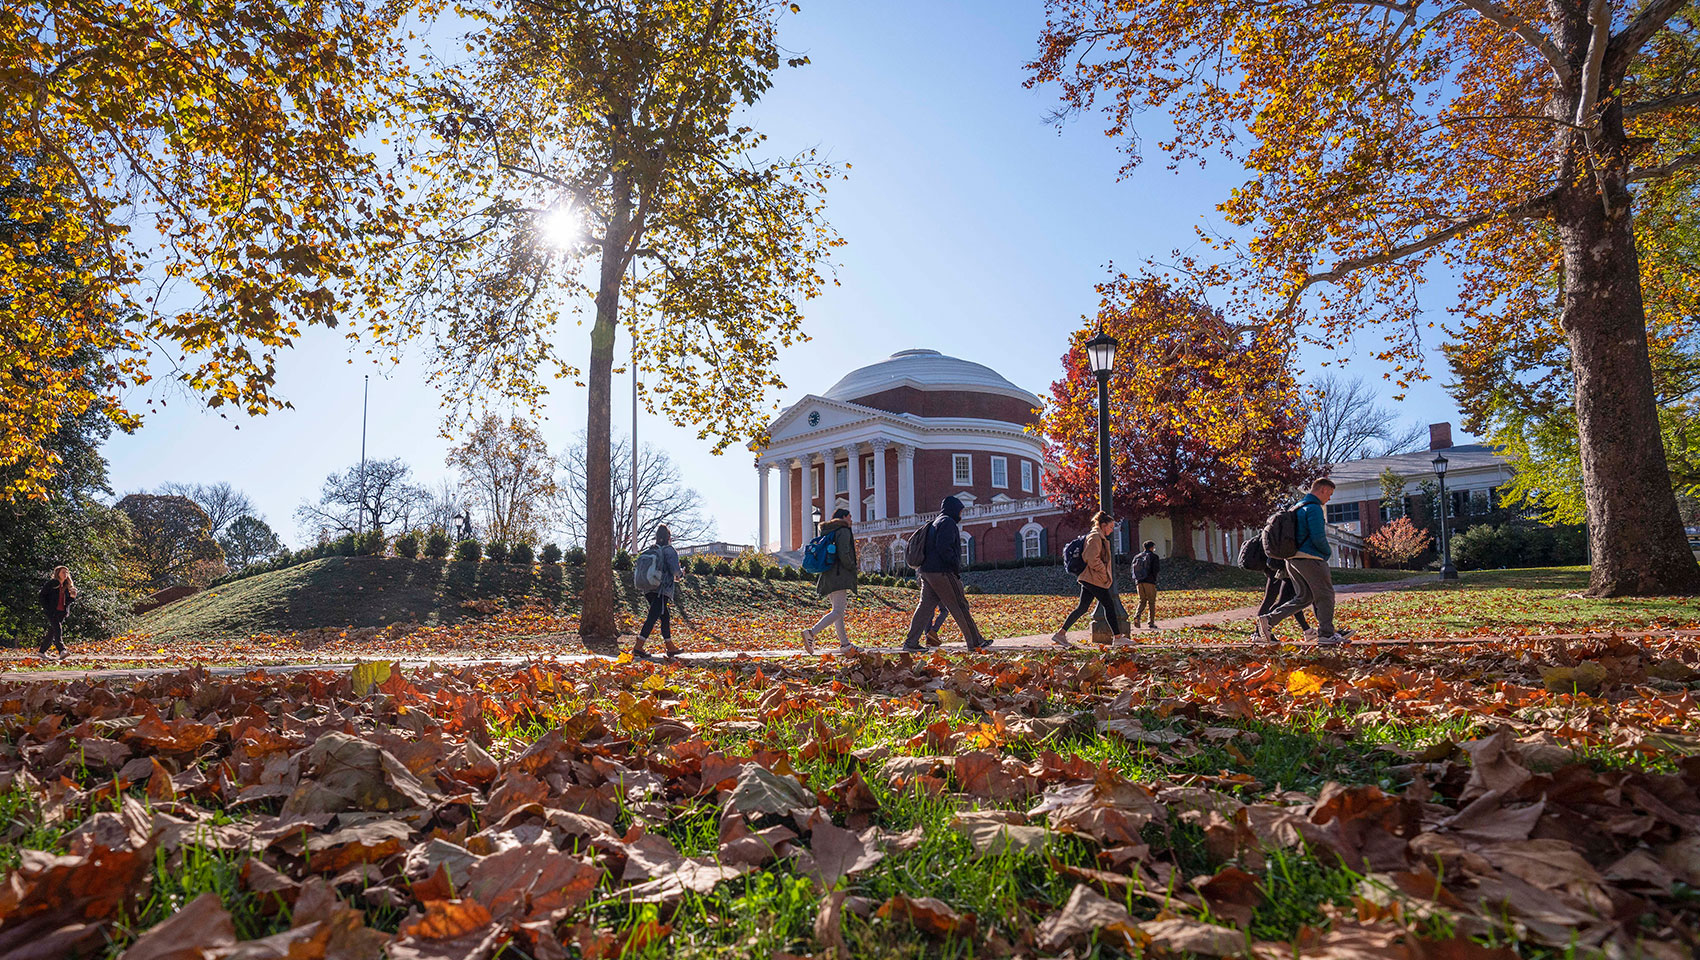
902, 496, 988, 652
1131, 540, 1161, 629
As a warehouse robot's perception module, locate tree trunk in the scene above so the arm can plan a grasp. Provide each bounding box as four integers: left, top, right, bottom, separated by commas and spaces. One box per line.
579, 170, 633, 640
1558, 183, 1700, 596
1169, 507, 1195, 559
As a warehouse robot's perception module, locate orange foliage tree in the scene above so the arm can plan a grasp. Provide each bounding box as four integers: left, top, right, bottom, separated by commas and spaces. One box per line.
1029, 0, 1700, 595
1039, 277, 1308, 559
1366, 517, 1434, 568
2, 0, 406, 500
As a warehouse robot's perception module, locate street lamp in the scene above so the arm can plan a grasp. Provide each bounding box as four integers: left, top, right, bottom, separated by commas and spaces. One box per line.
1084, 326, 1120, 638
1431, 453, 1459, 580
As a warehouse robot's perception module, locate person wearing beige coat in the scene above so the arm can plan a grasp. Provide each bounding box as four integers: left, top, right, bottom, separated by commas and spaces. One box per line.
1051, 511, 1131, 648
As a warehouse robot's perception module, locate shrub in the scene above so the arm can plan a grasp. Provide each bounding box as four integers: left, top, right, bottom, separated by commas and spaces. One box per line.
745, 558, 765, 578
964, 584, 983, 595
540, 543, 562, 564
393, 533, 420, 559
486, 541, 510, 563
424, 532, 451, 559
510, 543, 535, 564
357, 530, 385, 556
565, 546, 587, 565
455, 539, 483, 562
1452, 523, 1586, 570
692, 558, 712, 575
713, 560, 733, 576
761, 566, 780, 581
783, 565, 800, 581
614, 550, 633, 571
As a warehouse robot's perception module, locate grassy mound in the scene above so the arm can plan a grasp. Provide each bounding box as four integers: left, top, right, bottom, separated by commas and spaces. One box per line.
133, 557, 924, 642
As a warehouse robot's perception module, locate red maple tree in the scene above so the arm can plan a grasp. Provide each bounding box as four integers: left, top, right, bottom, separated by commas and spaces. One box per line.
1040, 277, 1309, 558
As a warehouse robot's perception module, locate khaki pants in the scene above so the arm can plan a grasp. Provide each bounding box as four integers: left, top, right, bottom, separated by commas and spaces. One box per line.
1268, 556, 1335, 636
906, 572, 986, 647
1133, 582, 1158, 625
809, 589, 850, 647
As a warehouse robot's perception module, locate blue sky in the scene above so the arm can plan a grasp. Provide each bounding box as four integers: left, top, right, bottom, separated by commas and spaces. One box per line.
105, 0, 1465, 548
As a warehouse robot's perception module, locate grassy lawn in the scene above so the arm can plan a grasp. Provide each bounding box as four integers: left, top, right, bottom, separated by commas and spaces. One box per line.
1, 637, 1696, 958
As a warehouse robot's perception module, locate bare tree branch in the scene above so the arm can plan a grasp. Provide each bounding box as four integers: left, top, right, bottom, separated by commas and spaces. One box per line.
1452, 0, 1572, 84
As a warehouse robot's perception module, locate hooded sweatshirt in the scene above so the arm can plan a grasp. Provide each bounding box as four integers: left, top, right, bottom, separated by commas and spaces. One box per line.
920, 496, 965, 574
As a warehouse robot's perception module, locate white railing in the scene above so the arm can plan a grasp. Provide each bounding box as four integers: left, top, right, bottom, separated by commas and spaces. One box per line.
853, 497, 1056, 538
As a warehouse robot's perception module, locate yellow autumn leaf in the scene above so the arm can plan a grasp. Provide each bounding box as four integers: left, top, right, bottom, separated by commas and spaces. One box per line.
350, 660, 392, 696
1287, 669, 1325, 696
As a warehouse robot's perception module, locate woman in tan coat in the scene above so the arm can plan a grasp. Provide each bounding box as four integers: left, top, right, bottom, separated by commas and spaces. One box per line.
1051, 511, 1130, 648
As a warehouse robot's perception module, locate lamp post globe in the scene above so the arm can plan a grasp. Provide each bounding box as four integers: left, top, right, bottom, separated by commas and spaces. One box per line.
1431, 453, 1458, 581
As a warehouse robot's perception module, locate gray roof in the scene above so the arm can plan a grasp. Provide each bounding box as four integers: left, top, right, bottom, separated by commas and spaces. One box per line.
1326, 443, 1507, 485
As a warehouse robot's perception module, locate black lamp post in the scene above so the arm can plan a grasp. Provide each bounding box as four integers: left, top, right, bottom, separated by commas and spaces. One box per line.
1084, 327, 1119, 518
1432, 453, 1459, 580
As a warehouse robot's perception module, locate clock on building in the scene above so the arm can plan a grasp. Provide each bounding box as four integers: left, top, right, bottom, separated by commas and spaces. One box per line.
808, 411, 821, 427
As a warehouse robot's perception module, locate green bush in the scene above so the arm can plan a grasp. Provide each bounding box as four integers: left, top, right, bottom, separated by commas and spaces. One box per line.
783, 565, 801, 581
540, 543, 562, 564
357, 530, 385, 556
565, 546, 586, 565
1452, 523, 1586, 570
713, 560, 733, 576
692, 558, 712, 575
455, 539, 483, 562
614, 550, 633, 571
763, 566, 782, 581
510, 543, 535, 564
424, 532, 451, 559
486, 541, 510, 563
393, 533, 420, 559
964, 584, 983, 595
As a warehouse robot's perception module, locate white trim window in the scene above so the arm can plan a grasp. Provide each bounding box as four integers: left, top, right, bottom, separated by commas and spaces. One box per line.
1019, 521, 1044, 559
952, 454, 973, 486
864, 456, 875, 489
835, 462, 849, 494
811, 467, 820, 498
891, 540, 908, 569
990, 456, 1008, 489
959, 532, 973, 567
1020, 461, 1034, 493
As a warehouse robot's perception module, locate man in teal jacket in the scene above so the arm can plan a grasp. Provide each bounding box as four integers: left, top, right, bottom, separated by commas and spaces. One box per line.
1258, 477, 1355, 645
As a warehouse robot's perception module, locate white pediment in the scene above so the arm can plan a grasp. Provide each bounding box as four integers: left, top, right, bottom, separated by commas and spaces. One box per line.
764, 396, 895, 446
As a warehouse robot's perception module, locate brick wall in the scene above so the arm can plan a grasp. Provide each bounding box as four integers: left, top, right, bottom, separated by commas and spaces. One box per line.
847, 387, 1039, 426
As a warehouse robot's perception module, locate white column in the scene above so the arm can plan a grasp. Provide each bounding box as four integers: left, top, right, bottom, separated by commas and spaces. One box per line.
821, 448, 837, 521
778, 459, 795, 551
870, 439, 889, 521
757, 462, 770, 552
897, 444, 916, 518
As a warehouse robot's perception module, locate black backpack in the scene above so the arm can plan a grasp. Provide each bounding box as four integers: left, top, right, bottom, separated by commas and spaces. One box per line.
1237, 536, 1268, 570
1062, 535, 1089, 575
1131, 551, 1152, 582
1261, 506, 1301, 560
904, 521, 933, 569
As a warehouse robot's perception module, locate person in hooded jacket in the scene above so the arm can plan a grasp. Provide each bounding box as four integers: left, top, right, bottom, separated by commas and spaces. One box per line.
633, 525, 684, 659
902, 496, 989, 652
802, 508, 860, 655
38, 565, 76, 659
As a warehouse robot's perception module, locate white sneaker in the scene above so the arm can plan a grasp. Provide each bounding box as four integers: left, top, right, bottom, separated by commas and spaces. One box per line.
1255, 616, 1274, 643
801, 628, 816, 655
1303, 628, 1318, 641
1110, 635, 1135, 649
1318, 629, 1355, 646
1050, 630, 1072, 648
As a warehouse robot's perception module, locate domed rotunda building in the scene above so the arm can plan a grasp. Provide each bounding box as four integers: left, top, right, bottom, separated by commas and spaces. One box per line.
753, 349, 1082, 569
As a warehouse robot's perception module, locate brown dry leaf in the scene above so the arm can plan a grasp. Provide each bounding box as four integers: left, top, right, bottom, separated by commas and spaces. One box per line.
827, 768, 880, 813
1195, 866, 1264, 929
725, 764, 815, 819
389, 900, 503, 960
146, 758, 177, 803
118, 892, 236, 960
797, 821, 885, 888
305, 820, 412, 873
618, 861, 752, 905
282, 732, 434, 815
1136, 917, 1247, 957
717, 815, 798, 867
875, 894, 976, 940
815, 889, 850, 960
0, 845, 154, 959
463, 843, 600, 923
1035, 884, 1146, 952
1458, 729, 1534, 803
951, 810, 1049, 857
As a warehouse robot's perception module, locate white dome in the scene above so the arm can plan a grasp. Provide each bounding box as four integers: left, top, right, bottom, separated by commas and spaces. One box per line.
822, 349, 1038, 404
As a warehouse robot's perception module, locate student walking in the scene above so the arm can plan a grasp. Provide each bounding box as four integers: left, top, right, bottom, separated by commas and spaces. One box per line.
633, 525, 684, 659
803, 508, 860, 655
38, 565, 76, 659
1258, 477, 1354, 646
1238, 536, 1312, 640
1130, 539, 1161, 629
1051, 512, 1131, 648
902, 496, 989, 652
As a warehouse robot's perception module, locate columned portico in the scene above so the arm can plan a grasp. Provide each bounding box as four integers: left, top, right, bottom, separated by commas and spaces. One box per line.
778, 458, 797, 551
870, 439, 888, 521
897, 444, 916, 518
820, 449, 837, 521
756, 463, 770, 552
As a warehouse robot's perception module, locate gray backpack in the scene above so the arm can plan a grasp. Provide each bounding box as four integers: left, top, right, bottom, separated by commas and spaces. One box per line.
634, 547, 665, 591
904, 522, 932, 568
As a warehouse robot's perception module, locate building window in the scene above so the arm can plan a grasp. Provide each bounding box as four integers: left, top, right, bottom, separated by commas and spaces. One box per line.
1019, 522, 1045, 559
1450, 490, 1469, 519
1325, 502, 1360, 524
990, 456, 1008, 489
864, 457, 875, 489
1379, 501, 1402, 522
891, 540, 907, 570
811, 468, 819, 498
835, 463, 848, 494
959, 532, 973, 567
952, 454, 972, 486
1020, 461, 1034, 493
1470, 488, 1491, 516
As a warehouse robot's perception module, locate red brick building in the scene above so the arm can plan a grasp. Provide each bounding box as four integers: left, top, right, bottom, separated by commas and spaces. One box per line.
754, 350, 1086, 569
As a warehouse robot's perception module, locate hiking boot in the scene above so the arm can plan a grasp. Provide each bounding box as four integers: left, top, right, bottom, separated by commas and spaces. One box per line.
1147, 622, 1158, 630
1255, 616, 1274, 643
663, 641, 681, 658
630, 643, 649, 659
1050, 630, 1072, 649
801, 628, 816, 655
925, 630, 943, 647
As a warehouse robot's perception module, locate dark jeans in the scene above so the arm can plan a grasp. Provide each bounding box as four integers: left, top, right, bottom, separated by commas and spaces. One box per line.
41, 615, 66, 655
906, 572, 986, 647
1061, 581, 1124, 635
640, 592, 670, 640
1258, 569, 1310, 632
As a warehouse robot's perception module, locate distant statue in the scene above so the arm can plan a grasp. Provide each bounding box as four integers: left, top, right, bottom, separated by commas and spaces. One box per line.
451, 512, 473, 541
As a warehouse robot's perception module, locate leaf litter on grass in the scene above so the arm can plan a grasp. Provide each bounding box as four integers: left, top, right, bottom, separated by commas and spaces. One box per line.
1, 636, 1699, 957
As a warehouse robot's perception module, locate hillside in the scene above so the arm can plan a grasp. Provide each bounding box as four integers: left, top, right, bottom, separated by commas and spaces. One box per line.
961, 556, 1414, 595
131, 557, 925, 642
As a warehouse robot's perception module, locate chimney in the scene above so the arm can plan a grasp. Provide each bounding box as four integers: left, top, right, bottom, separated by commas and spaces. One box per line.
1429, 422, 1453, 451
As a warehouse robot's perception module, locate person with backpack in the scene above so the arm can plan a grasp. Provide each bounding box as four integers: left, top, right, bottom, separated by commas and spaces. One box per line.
632, 525, 684, 658
1130, 540, 1161, 629
802, 508, 860, 655
901, 495, 989, 652
1050, 511, 1130, 648
38, 565, 76, 659
1257, 477, 1354, 646
1237, 537, 1312, 641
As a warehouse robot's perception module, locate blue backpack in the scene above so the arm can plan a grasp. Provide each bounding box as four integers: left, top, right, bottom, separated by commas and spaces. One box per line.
801, 531, 838, 574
